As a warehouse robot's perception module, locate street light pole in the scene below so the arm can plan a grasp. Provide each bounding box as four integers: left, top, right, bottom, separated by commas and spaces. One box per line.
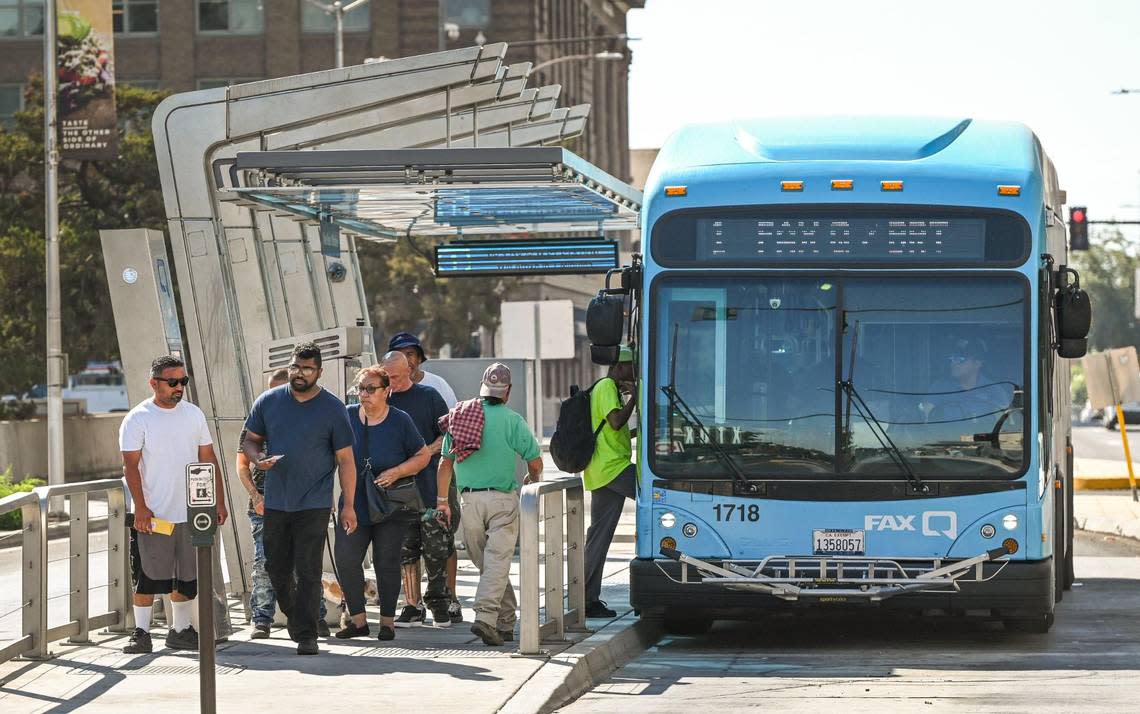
304, 0, 370, 68
43, 0, 65, 511
530, 51, 625, 73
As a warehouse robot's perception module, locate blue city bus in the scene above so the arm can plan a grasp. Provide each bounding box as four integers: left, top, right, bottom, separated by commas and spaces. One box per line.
604, 117, 1091, 634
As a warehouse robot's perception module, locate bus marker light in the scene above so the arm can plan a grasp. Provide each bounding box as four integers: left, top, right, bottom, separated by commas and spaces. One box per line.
980, 524, 996, 539
664, 185, 687, 197
997, 185, 1021, 196
682, 523, 699, 538
1042, 533, 1048, 542
660, 512, 676, 529
781, 180, 804, 191
831, 179, 854, 190
1002, 538, 1019, 554
881, 180, 904, 191
1002, 514, 1018, 530
661, 536, 677, 551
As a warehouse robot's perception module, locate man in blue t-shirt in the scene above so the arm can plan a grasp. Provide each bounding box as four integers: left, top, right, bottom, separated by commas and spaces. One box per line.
382, 351, 460, 628
242, 342, 356, 656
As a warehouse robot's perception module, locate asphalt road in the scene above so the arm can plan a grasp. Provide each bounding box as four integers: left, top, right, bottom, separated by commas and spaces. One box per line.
1072, 422, 1139, 462
563, 531, 1140, 713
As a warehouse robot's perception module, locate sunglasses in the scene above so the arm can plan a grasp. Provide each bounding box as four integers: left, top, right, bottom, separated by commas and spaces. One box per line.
159, 376, 190, 388
358, 384, 389, 394
947, 354, 974, 365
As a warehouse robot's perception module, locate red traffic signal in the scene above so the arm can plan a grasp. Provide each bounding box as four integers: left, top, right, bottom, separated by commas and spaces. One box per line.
1069, 206, 1089, 251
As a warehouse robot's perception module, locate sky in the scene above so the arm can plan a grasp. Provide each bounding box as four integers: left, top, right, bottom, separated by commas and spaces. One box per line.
627, 0, 1140, 227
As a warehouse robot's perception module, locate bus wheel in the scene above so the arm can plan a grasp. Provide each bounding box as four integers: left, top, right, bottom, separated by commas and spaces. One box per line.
662, 615, 714, 635
1004, 612, 1054, 634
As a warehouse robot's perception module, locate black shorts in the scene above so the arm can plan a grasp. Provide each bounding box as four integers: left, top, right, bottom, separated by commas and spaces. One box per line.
130, 524, 198, 599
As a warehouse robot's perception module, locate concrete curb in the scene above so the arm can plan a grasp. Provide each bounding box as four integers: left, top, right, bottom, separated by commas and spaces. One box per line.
1075, 476, 1137, 491
1078, 514, 1140, 542
499, 613, 662, 714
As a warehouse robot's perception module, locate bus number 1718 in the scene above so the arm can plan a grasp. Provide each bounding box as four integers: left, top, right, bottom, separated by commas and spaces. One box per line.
713, 503, 760, 522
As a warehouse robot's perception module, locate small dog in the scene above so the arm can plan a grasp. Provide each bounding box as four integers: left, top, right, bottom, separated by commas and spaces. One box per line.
321, 573, 378, 626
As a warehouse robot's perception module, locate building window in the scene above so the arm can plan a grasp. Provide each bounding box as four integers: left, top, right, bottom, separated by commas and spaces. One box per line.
197, 0, 262, 33
1, 84, 23, 127
0, 0, 44, 38
301, 0, 368, 32
113, 0, 158, 34
444, 0, 489, 29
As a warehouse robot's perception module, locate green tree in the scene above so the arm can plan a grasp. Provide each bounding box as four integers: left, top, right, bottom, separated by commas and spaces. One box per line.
357, 236, 504, 356
1069, 228, 1140, 356
0, 76, 168, 395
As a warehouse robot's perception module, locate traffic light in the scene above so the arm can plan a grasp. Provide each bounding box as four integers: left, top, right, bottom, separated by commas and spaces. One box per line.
1069, 206, 1089, 251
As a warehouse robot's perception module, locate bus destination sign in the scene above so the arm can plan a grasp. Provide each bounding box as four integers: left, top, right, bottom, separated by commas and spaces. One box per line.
696, 217, 986, 262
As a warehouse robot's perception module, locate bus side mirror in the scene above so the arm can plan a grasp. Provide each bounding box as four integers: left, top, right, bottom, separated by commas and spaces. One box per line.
1054, 266, 1091, 359
587, 290, 626, 365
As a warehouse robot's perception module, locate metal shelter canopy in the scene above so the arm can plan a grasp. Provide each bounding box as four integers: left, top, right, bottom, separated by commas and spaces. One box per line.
219, 147, 643, 239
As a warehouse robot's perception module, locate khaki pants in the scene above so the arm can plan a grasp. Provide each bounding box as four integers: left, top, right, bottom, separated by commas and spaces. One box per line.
460, 490, 519, 629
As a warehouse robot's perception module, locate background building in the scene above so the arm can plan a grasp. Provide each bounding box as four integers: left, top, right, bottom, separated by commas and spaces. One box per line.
1, 0, 643, 432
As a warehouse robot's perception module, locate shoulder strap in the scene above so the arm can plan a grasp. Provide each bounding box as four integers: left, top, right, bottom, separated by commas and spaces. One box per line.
361, 411, 373, 475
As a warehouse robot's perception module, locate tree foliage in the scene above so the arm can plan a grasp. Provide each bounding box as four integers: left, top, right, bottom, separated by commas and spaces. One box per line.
357, 236, 504, 356
0, 76, 169, 394
1069, 228, 1140, 356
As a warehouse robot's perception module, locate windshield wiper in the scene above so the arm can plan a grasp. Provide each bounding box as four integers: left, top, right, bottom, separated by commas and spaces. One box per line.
838, 379, 930, 495
662, 324, 760, 495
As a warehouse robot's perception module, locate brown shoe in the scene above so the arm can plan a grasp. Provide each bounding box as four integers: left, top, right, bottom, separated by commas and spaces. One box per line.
470, 620, 504, 646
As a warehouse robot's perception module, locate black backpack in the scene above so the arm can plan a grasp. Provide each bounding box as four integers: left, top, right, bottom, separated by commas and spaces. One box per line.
550, 380, 605, 473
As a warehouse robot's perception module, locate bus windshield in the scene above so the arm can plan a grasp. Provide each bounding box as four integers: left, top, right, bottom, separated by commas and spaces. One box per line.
652, 275, 1027, 479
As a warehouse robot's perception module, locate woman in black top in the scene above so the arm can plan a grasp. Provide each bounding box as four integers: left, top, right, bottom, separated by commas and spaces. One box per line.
334, 365, 429, 641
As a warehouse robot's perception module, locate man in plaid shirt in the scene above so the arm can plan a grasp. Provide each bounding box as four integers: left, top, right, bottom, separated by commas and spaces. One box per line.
436, 363, 542, 646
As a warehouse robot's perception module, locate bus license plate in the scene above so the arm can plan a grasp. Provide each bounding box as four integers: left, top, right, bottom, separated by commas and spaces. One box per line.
813, 529, 865, 555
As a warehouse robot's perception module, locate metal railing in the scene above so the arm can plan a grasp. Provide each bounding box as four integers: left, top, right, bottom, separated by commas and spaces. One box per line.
0, 479, 131, 662
518, 476, 588, 655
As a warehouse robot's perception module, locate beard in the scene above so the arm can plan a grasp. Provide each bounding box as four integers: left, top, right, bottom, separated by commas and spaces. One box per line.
291, 377, 316, 392
170, 391, 184, 403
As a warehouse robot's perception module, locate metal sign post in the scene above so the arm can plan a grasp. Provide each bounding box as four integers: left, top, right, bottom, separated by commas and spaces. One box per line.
186, 463, 218, 714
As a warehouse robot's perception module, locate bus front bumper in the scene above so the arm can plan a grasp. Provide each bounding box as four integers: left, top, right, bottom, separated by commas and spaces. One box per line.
630, 549, 1053, 618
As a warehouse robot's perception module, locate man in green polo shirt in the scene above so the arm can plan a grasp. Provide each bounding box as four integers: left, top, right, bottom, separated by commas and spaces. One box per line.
582, 345, 637, 619
437, 362, 543, 646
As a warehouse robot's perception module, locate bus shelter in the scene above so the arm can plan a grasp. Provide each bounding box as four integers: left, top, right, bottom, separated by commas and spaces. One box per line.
100, 45, 642, 629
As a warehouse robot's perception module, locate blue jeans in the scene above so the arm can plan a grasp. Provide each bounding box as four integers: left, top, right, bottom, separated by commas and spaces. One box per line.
250, 510, 327, 625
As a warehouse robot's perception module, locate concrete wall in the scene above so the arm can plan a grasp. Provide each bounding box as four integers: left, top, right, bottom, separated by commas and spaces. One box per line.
0, 414, 124, 482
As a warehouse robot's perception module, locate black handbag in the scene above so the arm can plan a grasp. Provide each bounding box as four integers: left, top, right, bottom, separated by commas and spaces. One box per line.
361, 412, 424, 524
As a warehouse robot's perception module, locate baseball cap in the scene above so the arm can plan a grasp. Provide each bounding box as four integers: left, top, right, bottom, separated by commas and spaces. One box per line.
388, 331, 426, 361
618, 345, 635, 363
480, 362, 512, 398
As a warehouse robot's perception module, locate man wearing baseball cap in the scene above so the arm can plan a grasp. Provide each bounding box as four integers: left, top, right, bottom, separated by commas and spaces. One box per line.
388, 332, 458, 408
436, 362, 542, 646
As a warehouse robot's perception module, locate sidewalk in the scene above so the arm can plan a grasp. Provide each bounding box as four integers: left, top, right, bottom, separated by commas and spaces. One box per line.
0, 462, 641, 714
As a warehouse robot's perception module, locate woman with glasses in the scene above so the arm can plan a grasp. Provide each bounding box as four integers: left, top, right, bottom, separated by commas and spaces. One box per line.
334, 365, 430, 641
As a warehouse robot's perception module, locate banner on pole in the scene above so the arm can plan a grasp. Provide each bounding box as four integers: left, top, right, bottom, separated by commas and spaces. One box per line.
57, 0, 117, 160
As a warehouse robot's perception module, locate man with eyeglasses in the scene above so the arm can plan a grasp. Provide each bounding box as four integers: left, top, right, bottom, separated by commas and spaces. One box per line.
241, 342, 357, 656
120, 355, 226, 654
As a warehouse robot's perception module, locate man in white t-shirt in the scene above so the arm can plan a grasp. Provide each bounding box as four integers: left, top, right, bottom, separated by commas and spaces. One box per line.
119, 355, 226, 655
388, 331, 458, 407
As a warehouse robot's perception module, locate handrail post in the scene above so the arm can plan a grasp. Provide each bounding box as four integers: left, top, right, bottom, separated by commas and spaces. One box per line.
519, 484, 542, 654
565, 481, 586, 631
21, 493, 51, 660
543, 490, 565, 640
69, 492, 90, 642
106, 484, 131, 632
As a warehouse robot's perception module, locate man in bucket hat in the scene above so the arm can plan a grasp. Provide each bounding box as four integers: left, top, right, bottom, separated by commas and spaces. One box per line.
436, 363, 542, 646
388, 331, 458, 408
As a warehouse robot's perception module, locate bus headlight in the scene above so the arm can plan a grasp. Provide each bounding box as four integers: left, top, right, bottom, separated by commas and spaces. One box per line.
682, 523, 698, 538
980, 524, 996, 539
659, 512, 676, 529
661, 536, 677, 552
1002, 514, 1018, 531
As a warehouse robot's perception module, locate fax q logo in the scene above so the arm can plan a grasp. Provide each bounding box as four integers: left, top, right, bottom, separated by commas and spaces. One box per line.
922, 511, 957, 539
864, 511, 957, 539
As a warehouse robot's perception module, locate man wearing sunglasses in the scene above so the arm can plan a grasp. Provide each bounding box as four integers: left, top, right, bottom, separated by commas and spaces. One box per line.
120, 355, 225, 655
241, 341, 357, 656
